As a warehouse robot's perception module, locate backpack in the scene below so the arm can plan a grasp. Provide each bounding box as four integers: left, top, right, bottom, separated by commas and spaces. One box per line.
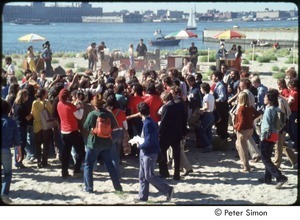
274, 109, 286, 131
92, 114, 112, 139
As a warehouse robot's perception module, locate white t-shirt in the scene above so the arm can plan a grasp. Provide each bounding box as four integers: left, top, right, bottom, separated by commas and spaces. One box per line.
203, 93, 215, 112
6, 64, 15, 75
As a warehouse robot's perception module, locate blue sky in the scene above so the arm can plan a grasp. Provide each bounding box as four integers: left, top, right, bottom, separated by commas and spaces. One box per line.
6, 2, 298, 13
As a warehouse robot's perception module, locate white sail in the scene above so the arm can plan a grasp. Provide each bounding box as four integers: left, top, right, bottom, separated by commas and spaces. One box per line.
186, 9, 197, 30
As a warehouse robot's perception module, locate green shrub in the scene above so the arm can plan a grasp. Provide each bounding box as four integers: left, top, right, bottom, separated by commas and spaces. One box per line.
53, 52, 64, 58
65, 62, 75, 68
242, 59, 250, 64
272, 66, 280, 71
205, 69, 213, 77
273, 72, 286, 79
280, 66, 288, 73
257, 56, 271, 63
52, 59, 59, 64
63, 53, 76, 58
17, 64, 22, 68
76, 67, 86, 72
284, 56, 298, 64
200, 56, 208, 62
245, 54, 259, 61
201, 74, 209, 81
15, 70, 24, 80
173, 49, 188, 56
275, 48, 291, 57
199, 55, 215, 62
198, 50, 208, 56
11, 54, 21, 59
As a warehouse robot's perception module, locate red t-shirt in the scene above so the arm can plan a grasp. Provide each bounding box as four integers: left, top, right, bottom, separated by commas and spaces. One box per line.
127, 95, 144, 114
289, 89, 298, 112
280, 88, 289, 98
57, 101, 79, 132
143, 94, 163, 123
112, 108, 127, 128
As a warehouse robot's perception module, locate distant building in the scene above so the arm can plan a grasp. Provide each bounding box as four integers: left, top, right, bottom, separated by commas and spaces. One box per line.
82, 13, 143, 23
3, 2, 103, 23
167, 10, 184, 19
256, 10, 290, 19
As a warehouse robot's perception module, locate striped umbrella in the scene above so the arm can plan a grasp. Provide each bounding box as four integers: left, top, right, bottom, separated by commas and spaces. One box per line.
165, 30, 198, 39
18, 33, 46, 42
213, 30, 246, 40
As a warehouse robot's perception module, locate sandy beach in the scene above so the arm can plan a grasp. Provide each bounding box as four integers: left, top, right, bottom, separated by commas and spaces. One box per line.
2, 52, 299, 207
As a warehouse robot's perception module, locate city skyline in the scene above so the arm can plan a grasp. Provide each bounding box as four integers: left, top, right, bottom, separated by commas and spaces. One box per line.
5, 2, 298, 14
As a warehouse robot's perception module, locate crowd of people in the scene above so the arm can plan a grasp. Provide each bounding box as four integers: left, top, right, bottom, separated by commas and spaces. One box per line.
1, 43, 298, 204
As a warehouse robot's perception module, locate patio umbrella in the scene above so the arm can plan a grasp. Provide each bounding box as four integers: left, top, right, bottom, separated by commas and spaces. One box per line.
213, 30, 246, 40
18, 33, 46, 42
165, 30, 198, 39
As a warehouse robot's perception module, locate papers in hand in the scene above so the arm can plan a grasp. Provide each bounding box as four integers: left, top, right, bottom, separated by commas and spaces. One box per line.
128, 135, 144, 145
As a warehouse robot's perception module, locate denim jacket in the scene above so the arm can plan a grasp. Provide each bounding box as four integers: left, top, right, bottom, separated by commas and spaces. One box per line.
260, 105, 280, 140
1, 114, 21, 149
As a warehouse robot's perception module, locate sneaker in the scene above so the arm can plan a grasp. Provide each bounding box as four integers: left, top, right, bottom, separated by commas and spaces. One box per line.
166, 187, 174, 202
275, 176, 288, 189
133, 197, 147, 203
1, 196, 12, 204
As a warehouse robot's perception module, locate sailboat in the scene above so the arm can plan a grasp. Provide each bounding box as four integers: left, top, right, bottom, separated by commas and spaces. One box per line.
186, 9, 197, 30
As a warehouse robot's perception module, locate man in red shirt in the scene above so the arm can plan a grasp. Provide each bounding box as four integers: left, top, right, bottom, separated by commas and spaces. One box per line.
57, 88, 85, 179
142, 82, 162, 123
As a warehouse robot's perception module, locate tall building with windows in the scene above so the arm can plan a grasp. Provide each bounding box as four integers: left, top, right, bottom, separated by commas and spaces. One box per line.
3, 2, 103, 22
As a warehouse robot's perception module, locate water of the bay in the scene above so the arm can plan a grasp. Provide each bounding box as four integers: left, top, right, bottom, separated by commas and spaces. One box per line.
2, 19, 298, 55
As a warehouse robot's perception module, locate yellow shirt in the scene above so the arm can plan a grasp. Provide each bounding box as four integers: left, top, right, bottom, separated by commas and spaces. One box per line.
31, 99, 53, 133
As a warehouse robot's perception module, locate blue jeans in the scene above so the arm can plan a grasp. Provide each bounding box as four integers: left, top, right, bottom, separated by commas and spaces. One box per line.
25, 125, 35, 159
15, 125, 27, 167
139, 151, 171, 201
84, 147, 122, 192
288, 112, 298, 151
111, 129, 123, 179
260, 140, 285, 182
1, 149, 12, 197
198, 112, 214, 148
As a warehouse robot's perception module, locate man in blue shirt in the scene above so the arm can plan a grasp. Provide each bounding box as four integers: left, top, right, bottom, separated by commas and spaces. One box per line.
135, 102, 174, 203
1, 99, 22, 204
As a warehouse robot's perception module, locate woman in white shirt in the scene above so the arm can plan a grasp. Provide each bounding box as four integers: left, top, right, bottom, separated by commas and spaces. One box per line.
199, 82, 215, 153
128, 44, 134, 68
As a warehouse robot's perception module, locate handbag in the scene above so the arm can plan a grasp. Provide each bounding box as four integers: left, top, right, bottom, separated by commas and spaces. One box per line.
40, 101, 57, 130
264, 131, 279, 143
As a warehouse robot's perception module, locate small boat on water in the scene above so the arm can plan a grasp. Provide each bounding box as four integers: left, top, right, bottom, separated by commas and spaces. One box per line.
250, 40, 271, 47
186, 8, 197, 30
149, 30, 181, 47
10, 18, 50, 25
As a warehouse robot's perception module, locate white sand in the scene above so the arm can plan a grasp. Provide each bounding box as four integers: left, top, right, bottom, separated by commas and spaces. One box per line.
8, 133, 298, 205
3, 54, 299, 206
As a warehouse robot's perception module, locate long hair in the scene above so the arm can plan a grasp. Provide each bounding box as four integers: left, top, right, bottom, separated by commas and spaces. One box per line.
238, 92, 249, 107
15, 89, 28, 105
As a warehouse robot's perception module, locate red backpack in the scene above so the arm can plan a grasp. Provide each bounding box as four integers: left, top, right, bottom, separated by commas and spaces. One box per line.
92, 115, 112, 139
